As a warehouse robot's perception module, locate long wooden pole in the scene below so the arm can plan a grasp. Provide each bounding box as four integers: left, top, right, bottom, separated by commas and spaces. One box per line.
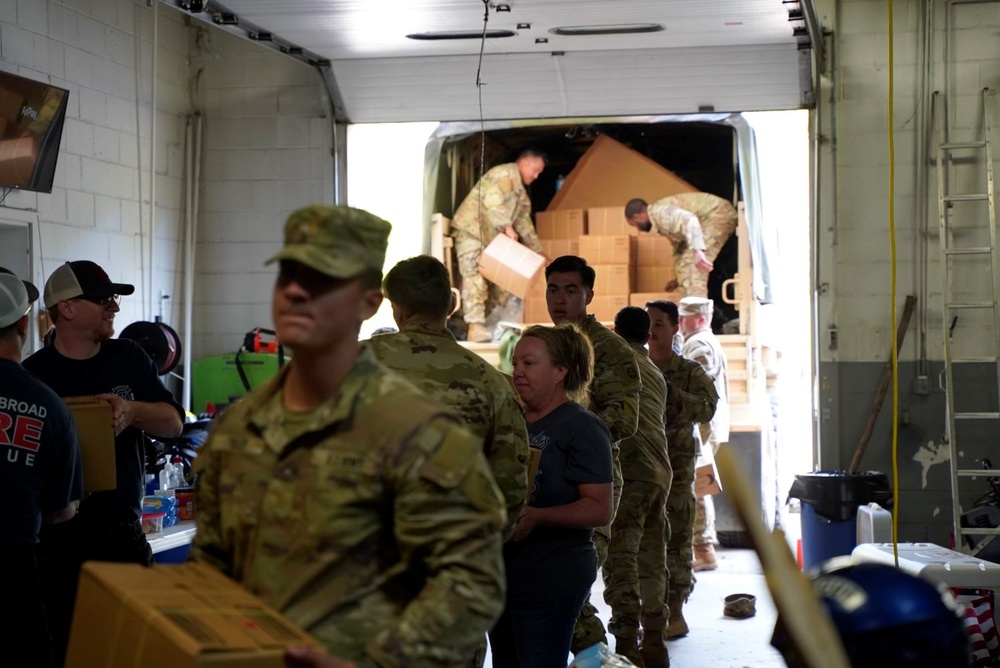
848, 295, 918, 473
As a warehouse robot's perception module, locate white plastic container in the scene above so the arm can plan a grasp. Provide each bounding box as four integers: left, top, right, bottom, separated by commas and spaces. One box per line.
851, 542, 1000, 588
856, 502, 893, 544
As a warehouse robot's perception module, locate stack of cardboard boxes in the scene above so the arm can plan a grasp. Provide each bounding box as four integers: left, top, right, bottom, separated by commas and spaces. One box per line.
523, 207, 682, 324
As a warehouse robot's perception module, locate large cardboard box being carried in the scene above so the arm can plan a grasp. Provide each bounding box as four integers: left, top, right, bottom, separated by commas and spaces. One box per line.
695, 447, 723, 498
67, 562, 321, 668
64, 397, 117, 493
535, 210, 585, 239
477, 234, 546, 299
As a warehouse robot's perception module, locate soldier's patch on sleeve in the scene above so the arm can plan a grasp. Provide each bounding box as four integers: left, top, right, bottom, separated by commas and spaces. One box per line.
626, 366, 638, 380
418, 422, 477, 489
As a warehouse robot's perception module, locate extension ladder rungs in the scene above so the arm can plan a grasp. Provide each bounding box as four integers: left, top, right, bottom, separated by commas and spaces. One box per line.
944, 247, 993, 256
944, 193, 990, 203
957, 469, 1000, 476
959, 527, 1000, 535
950, 355, 998, 363
941, 140, 988, 150
954, 411, 1000, 420
946, 301, 995, 310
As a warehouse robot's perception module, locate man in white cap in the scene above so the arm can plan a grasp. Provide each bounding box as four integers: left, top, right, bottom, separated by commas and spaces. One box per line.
0, 268, 82, 667
678, 296, 729, 571
23, 260, 184, 665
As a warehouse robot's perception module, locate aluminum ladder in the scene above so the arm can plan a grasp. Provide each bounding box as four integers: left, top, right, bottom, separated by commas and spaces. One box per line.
934, 87, 1000, 556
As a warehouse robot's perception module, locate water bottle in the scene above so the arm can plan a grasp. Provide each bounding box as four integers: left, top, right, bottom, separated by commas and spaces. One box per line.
159, 461, 174, 491
170, 456, 186, 488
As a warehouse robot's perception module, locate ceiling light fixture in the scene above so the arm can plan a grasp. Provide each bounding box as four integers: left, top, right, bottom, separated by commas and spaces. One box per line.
517, 23, 531, 30
549, 23, 664, 36
407, 30, 516, 40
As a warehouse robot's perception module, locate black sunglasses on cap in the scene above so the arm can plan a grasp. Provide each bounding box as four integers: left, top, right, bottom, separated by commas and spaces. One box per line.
78, 295, 121, 307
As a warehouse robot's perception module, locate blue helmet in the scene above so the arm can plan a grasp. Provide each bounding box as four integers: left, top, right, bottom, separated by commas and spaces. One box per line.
774, 560, 971, 667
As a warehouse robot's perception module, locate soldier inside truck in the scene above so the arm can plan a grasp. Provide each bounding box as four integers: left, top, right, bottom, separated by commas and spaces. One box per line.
434, 121, 742, 339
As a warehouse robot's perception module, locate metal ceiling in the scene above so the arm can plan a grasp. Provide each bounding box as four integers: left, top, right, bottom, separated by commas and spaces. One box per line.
174, 0, 812, 122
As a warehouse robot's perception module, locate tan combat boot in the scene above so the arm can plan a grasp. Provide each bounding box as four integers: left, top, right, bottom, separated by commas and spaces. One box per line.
613, 635, 646, 668
466, 323, 492, 343
638, 626, 670, 668
665, 597, 689, 640
692, 543, 718, 572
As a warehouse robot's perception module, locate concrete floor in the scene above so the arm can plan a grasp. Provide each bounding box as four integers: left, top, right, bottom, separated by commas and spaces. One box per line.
486, 547, 787, 667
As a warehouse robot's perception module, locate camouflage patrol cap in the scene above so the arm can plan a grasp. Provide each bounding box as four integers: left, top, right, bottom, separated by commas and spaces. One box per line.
678, 296, 713, 317
267, 205, 391, 278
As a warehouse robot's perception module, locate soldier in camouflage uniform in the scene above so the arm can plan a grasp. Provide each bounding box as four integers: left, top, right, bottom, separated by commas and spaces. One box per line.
679, 297, 730, 572
604, 307, 672, 668
450, 150, 547, 342
645, 300, 718, 641
191, 206, 507, 668
542, 255, 642, 653
369, 254, 529, 538
625, 193, 738, 299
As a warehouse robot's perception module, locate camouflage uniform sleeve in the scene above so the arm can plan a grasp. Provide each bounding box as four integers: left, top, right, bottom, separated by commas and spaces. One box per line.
190, 417, 233, 575
511, 189, 543, 253
592, 342, 642, 443
366, 416, 506, 668
488, 385, 530, 540
676, 363, 719, 425
677, 209, 706, 250
482, 175, 520, 234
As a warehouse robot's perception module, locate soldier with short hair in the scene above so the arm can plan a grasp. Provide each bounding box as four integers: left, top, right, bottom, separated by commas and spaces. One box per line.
644, 300, 718, 640
624, 192, 738, 299
451, 149, 547, 343
604, 306, 672, 668
370, 254, 529, 539
542, 255, 642, 652
679, 296, 730, 572
191, 206, 507, 668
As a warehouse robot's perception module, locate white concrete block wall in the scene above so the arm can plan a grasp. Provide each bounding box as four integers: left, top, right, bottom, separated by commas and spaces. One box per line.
190, 26, 331, 360
0, 0, 190, 346
820, 0, 1000, 363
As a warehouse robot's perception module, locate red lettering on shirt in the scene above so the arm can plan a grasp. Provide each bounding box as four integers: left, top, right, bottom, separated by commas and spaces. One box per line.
0, 412, 12, 445
11, 416, 42, 452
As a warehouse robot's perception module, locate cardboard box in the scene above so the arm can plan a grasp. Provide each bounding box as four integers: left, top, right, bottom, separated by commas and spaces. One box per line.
524, 297, 550, 324
633, 235, 674, 266
589, 294, 630, 323
535, 209, 585, 239
67, 562, 321, 668
634, 265, 675, 292
695, 447, 723, 498
587, 207, 634, 236
578, 235, 633, 265
64, 397, 117, 493
591, 264, 633, 295
540, 238, 580, 258
477, 234, 546, 299
629, 291, 684, 307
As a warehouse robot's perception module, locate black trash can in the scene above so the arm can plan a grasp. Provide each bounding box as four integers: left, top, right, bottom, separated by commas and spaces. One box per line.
788, 471, 893, 569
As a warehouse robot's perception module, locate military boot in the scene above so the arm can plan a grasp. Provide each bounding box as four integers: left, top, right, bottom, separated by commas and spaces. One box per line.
613, 635, 646, 668
466, 323, 492, 343
692, 543, 718, 572
638, 626, 670, 668
665, 597, 689, 640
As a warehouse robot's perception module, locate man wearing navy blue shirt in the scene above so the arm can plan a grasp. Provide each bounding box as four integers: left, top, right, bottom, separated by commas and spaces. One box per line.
24, 260, 183, 666
0, 268, 82, 667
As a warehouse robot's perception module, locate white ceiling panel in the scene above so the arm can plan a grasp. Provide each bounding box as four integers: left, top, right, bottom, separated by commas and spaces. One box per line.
332, 45, 803, 122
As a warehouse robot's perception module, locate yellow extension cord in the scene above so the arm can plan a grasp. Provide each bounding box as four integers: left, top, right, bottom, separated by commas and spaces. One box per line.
888, 0, 901, 566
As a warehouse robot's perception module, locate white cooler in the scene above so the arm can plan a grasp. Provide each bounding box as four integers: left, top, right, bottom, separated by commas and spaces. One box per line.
852, 542, 1000, 588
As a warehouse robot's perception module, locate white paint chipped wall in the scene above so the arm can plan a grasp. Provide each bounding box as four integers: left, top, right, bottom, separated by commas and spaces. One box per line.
819, 0, 1000, 363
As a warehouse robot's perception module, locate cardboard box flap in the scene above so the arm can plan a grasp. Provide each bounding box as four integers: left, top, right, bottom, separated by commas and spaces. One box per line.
72, 562, 318, 663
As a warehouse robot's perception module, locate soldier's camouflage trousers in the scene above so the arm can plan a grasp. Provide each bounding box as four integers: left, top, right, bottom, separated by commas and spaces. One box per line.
456, 236, 511, 326
673, 211, 737, 298
663, 439, 697, 601
604, 480, 669, 638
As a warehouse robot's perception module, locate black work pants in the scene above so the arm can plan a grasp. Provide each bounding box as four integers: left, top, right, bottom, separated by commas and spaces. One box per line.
0, 541, 53, 668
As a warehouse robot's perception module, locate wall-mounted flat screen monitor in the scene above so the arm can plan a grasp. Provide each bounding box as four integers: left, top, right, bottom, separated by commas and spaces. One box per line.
0, 71, 69, 193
